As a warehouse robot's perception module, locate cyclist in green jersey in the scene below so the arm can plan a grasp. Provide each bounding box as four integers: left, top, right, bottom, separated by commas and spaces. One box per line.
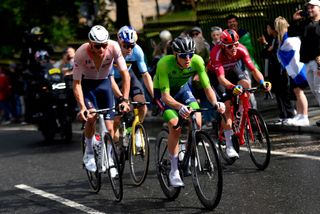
153, 35, 225, 187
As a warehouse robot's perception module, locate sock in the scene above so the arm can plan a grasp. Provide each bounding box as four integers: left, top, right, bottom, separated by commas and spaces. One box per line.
301, 115, 308, 120
85, 137, 94, 153
107, 143, 113, 158
170, 154, 179, 172
224, 130, 234, 148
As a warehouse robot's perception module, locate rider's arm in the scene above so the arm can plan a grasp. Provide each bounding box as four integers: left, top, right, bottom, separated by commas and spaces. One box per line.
110, 76, 122, 98
142, 72, 154, 98
73, 79, 86, 111
114, 43, 130, 100
161, 91, 184, 110
241, 46, 265, 84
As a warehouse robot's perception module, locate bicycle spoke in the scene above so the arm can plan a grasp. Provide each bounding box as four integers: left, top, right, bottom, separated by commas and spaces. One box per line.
192, 131, 223, 210
245, 109, 271, 170
129, 124, 150, 186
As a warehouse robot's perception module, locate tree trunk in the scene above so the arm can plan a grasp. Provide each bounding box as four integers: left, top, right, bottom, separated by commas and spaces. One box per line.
116, 0, 130, 28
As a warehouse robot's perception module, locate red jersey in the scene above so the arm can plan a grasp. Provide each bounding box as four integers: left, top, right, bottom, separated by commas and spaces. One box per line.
207, 43, 255, 77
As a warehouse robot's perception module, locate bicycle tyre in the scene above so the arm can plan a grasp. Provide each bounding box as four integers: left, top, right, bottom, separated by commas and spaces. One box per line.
128, 123, 150, 186
104, 133, 123, 202
191, 130, 223, 210
216, 115, 238, 165
81, 134, 101, 193
155, 129, 181, 200
245, 109, 271, 170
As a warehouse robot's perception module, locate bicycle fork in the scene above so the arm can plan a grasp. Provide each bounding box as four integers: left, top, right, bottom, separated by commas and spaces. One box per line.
131, 108, 145, 156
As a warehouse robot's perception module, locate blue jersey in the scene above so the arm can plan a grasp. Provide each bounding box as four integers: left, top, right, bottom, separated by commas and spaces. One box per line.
112, 44, 147, 79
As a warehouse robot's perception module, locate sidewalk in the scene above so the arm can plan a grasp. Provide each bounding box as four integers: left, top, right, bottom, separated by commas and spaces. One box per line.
145, 89, 320, 134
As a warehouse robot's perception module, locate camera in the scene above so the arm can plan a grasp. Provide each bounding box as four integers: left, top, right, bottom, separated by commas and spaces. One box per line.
299, 10, 309, 17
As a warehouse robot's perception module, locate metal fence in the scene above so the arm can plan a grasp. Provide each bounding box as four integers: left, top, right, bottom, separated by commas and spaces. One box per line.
196, 0, 307, 68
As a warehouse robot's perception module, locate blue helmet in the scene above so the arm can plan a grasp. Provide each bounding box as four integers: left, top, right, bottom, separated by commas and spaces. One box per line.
117, 26, 138, 44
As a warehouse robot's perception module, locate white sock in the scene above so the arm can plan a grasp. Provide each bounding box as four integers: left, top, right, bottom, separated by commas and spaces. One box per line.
107, 143, 113, 158
224, 130, 234, 148
85, 137, 94, 153
170, 154, 179, 172
301, 115, 308, 120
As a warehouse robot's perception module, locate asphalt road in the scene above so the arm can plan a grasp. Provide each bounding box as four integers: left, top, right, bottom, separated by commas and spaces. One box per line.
0, 122, 319, 213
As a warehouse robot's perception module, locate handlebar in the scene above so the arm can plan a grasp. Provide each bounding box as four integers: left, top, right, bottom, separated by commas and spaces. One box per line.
173, 107, 225, 129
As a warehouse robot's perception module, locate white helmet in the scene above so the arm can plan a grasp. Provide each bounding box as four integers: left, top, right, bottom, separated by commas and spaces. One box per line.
88, 25, 109, 44
117, 26, 138, 44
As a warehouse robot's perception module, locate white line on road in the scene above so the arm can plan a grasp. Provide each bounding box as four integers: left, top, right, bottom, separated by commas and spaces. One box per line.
15, 184, 105, 214
240, 147, 320, 161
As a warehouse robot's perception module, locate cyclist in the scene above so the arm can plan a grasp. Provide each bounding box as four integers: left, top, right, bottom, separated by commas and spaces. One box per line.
207, 29, 271, 159
154, 35, 225, 187
112, 25, 153, 145
73, 25, 130, 173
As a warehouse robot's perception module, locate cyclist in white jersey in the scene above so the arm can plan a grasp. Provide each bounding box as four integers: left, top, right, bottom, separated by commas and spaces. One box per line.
73, 25, 130, 172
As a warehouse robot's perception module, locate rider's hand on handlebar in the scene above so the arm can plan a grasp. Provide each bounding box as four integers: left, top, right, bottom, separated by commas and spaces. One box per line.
119, 102, 130, 113
178, 105, 192, 119
78, 108, 89, 122
232, 85, 243, 96
215, 102, 226, 114
260, 80, 272, 92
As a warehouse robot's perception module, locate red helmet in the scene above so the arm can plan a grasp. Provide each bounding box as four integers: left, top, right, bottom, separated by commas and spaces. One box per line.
220, 29, 239, 45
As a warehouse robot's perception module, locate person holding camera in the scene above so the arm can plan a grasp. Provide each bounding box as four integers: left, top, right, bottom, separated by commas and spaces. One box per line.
292, 0, 320, 126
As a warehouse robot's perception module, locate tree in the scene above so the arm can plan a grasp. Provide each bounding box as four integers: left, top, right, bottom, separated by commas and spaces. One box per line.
115, 0, 130, 28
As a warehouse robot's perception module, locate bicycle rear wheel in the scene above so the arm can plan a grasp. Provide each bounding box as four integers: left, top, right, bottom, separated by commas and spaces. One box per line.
192, 131, 223, 210
245, 109, 271, 170
129, 123, 150, 186
155, 129, 181, 200
81, 134, 101, 193
104, 133, 123, 202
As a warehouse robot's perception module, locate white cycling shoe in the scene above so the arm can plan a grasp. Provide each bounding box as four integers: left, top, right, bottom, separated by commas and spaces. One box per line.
108, 157, 118, 178
169, 170, 184, 187
226, 146, 239, 159
83, 149, 97, 172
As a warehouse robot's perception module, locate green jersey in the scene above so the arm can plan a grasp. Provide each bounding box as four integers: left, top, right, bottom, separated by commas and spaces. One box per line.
153, 54, 211, 93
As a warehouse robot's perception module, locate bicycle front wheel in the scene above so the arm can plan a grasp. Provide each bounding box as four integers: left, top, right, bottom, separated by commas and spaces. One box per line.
104, 133, 123, 202
129, 123, 150, 186
155, 129, 181, 200
81, 134, 101, 193
191, 131, 223, 210
245, 109, 271, 170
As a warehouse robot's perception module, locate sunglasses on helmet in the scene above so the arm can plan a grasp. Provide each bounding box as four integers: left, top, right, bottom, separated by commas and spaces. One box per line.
178, 52, 194, 59
122, 43, 135, 49
92, 43, 108, 49
223, 42, 239, 49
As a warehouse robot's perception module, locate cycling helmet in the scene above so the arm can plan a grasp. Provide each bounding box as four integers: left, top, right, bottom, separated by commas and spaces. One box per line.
117, 25, 138, 44
171, 35, 195, 53
159, 30, 172, 41
220, 29, 239, 45
88, 25, 109, 44
35, 50, 49, 61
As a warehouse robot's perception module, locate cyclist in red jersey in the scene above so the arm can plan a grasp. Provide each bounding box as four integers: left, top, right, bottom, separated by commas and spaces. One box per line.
207, 29, 271, 159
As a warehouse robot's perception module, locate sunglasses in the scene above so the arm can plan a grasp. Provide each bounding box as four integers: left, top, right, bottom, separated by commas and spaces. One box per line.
192, 32, 199, 37
178, 52, 194, 59
92, 43, 108, 49
223, 42, 239, 49
123, 43, 135, 49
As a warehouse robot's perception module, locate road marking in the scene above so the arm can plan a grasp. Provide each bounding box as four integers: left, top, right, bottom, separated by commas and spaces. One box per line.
240, 147, 320, 161
15, 184, 105, 214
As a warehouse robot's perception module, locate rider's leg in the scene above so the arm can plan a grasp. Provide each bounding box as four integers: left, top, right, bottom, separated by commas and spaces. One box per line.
83, 111, 97, 171
167, 117, 184, 187
133, 94, 147, 122
222, 100, 239, 158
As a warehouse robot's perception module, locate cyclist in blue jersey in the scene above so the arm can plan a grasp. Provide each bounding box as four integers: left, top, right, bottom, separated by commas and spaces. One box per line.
112, 26, 153, 134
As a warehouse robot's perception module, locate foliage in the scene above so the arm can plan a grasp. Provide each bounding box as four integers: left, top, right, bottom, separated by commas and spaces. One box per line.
48, 16, 76, 47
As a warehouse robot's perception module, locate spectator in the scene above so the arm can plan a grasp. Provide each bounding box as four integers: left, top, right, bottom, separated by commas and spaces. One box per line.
0, 67, 13, 125
275, 16, 309, 126
258, 20, 295, 125
210, 26, 222, 50
189, 26, 210, 64
292, 0, 320, 126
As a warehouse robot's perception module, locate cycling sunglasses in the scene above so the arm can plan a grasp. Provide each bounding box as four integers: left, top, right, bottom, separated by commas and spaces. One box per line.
223, 42, 239, 49
177, 52, 194, 59
92, 43, 108, 49
123, 43, 135, 49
